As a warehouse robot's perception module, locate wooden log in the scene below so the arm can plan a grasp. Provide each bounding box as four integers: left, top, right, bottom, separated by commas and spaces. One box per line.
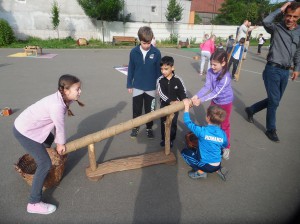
64, 102, 185, 154
86, 151, 176, 179
235, 58, 243, 81
88, 144, 97, 171
164, 113, 174, 155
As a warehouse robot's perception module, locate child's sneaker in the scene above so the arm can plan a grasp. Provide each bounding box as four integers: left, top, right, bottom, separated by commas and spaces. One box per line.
27, 202, 56, 215
188, 170, 207, 179
146, 129, 154, 139
216, 167, 229, 181
222, 148, 230, 160
130, 127, 139, 138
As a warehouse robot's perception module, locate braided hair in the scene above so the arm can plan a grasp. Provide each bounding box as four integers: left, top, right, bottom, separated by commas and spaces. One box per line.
58, 74, 84, 116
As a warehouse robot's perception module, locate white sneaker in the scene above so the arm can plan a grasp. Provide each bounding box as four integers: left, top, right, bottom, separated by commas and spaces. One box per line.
222, 148, 230, 160
27, 202, 56, 215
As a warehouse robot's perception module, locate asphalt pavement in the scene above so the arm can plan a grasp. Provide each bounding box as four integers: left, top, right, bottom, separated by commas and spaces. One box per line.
0, 46, 300, 223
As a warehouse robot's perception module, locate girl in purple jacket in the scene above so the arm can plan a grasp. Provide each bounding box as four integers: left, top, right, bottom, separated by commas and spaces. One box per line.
13, 74, 84, 215
191, 51, 233, 160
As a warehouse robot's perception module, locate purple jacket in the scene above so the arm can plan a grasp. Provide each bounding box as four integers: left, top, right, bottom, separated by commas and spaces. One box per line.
14, 91, 67, 144
196, 68, 233, 105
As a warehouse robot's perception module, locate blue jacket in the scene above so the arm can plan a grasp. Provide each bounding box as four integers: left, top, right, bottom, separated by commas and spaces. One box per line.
183, 112, 228, 164
231, 43, 244, 61
127, 45, 161, 91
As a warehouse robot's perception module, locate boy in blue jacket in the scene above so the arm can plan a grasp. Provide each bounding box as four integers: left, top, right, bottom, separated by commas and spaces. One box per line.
127, 26, 161, 139
228, 37, 245, 80
181, 99, 228, 179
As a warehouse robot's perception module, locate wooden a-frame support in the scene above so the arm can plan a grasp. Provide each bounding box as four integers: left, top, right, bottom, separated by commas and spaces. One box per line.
63, 102, 185, 181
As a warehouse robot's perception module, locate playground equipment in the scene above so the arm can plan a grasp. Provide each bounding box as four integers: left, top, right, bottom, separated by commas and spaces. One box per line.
15, 148, 67, 190
63, 102, 185, 181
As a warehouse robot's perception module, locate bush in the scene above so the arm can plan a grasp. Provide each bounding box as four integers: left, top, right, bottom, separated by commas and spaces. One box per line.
0, 19, 15, 46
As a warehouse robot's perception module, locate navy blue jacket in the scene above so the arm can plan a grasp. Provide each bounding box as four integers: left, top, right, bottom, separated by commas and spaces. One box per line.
127, 45, 161, 91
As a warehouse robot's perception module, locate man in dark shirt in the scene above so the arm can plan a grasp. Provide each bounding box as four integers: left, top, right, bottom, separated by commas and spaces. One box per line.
245, 1, 300, 142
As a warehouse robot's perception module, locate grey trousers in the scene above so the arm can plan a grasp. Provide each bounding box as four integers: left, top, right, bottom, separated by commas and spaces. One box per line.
13, 126, 53, 203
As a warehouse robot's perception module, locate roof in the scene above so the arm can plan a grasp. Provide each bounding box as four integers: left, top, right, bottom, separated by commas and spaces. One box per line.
190, 0, 224, 14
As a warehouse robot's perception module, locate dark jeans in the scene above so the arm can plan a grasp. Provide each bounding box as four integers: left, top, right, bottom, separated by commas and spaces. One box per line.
160, 108, 179, 141
13, 126, 54, 203
248, 64, 289, 131
228, 56, 239, 77
132, 93, 156, 129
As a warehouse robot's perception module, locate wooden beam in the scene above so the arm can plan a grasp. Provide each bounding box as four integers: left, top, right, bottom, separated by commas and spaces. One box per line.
85, 151, 176, 179
64, 102, 185, 154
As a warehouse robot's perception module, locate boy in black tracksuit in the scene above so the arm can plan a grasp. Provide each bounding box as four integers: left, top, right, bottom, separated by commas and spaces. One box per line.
157, 56, 188, 147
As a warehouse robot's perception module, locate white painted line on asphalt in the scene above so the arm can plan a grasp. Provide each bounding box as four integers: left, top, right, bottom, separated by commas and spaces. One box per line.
161, 50, 193, 60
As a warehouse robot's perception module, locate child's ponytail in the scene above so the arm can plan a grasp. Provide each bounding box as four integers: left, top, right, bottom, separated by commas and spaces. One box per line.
58, 74, 84, 116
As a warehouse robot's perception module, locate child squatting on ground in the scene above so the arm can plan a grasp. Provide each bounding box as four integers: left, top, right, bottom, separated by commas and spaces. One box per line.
127, 26, 161, 139
191, 50, 233, 160
13, 74, 84, 215
157, 56, 188, 148
181, 100, 228, 179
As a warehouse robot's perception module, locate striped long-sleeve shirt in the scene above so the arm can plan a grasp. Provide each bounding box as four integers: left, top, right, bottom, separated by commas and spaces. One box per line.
196, 69, 233, 105
157, 73, 187, 106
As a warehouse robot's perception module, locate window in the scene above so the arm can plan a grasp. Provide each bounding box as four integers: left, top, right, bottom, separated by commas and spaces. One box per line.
151, 6, 156, 13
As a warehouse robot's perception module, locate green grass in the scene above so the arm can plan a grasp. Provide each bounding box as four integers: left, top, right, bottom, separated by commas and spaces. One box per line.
2, 36, 132, 49
1, 36, 270, 49
0, 36, 183, 49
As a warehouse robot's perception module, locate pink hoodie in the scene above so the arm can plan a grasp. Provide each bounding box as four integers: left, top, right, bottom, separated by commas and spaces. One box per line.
14, 91, 67, 144
200, 39, 216, 54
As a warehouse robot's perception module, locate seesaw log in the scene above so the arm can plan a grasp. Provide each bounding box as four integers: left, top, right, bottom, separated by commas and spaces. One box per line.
86, 151, 176, 180
64, 102, 185, 154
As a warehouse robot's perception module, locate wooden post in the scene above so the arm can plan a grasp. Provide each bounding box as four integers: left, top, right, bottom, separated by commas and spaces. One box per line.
164, 113, 174, 155
88, 144, 97, 171
86, 143, 102, 181
235, 59, 243, 81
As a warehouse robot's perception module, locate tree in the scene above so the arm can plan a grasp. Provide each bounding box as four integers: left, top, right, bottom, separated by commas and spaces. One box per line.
165, 0, 183, 22
165, 0, 183, 43
194, 14, 202, 25
77, 0, 123, 21
51, 0, 60, 39
213, 0, 273, 25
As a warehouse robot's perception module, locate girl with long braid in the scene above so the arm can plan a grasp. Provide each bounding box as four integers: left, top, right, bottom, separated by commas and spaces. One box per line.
13, 74, 84, 215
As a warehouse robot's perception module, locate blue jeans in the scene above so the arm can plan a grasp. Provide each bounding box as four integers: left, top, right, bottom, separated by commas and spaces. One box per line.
13, 126, 53, 203
249, 64, 289, 131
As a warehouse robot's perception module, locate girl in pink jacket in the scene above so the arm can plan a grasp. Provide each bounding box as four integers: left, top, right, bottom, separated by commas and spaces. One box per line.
13, 74, 84, 215
199, 34, 216, 76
